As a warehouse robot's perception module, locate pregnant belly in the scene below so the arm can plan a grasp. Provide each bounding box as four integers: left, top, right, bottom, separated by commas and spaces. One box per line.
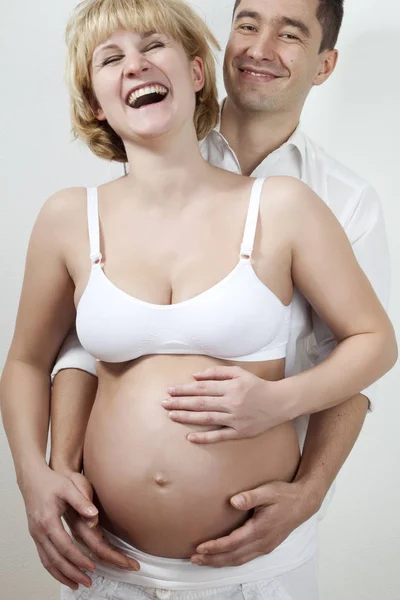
83, 356, 300, 558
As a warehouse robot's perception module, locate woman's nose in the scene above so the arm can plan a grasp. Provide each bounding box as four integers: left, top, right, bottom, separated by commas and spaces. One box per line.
123, 51, 150, 78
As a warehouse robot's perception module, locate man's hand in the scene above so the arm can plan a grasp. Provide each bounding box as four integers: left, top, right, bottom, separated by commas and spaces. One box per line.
162, 367, 292, 443
190, 480, 318, 568
64, 472, 140, 576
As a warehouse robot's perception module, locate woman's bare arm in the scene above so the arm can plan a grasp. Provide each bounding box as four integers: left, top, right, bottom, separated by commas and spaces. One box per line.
279, 176, 397, 416
1, 190, 78, 480
0, 189, 130, 589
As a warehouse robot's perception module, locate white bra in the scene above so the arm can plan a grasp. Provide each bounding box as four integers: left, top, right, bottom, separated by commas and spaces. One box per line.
76, 178, 292, 363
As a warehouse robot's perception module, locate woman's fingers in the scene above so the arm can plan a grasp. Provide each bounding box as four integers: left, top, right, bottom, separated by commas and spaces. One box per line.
67, 509, 140, 571
162, 396, 231, 412
167, 382, 225, 397
169, 410, 231, 427
36, 539, 91, 590
187, 427, 238, 444
48, 524, 96, 573
62, 479, 98, 520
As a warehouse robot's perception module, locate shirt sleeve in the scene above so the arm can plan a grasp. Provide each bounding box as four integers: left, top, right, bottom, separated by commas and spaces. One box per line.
306, 185, 392, 411
51, 326, 98, 381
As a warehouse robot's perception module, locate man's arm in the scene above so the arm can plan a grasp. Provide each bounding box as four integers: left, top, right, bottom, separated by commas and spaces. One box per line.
49, 338, 139, 572
293, 394, 368, 511
49, 368, 98, 475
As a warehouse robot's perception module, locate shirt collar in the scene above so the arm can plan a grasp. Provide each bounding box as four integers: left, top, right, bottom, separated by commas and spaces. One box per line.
214, 98, 307, 169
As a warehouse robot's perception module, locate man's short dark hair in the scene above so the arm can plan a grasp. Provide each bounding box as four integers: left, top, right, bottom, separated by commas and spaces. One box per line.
232, 0, 344, 52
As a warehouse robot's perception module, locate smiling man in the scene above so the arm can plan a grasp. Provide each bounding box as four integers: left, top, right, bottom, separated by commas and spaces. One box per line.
30, 0, 390, 598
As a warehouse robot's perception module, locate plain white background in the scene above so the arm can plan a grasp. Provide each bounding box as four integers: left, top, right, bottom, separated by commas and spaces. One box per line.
0, 1, 399, 598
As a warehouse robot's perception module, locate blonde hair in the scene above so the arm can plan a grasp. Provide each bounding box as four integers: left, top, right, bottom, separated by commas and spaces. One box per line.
66, 0, 221, 163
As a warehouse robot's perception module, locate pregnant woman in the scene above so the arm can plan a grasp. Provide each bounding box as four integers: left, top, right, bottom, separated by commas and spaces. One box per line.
1, 0, 396, 598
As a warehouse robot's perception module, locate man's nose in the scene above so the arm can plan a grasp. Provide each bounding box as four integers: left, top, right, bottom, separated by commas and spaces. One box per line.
246, 35, 276, 62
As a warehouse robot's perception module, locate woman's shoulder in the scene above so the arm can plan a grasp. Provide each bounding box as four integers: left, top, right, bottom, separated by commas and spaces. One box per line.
260, 175, 328, 218
37, 186, 88, 229
41, 186, 87, 214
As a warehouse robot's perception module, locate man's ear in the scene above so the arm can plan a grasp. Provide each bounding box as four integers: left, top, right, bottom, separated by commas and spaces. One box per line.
192, 56, 205, 93
313, 49, 339, 86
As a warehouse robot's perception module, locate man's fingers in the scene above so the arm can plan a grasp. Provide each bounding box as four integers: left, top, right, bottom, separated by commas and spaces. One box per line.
169, 411, 231, 427
162, 396, 230, 412
63, 481, 98, 519
192, 545, 262, 568
192, 367, 243, 381
195, 518, 257, 556
231, 483, 279, 511
187, 428, 238, 444
36, 541, 80, 590
167, 382, 224, 397
40, 537, 93, 588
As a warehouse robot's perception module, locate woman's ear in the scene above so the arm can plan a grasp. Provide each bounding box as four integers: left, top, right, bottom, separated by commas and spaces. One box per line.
92, 101, 106, 121
88, 90, 106, 121
191, 57, 205, 93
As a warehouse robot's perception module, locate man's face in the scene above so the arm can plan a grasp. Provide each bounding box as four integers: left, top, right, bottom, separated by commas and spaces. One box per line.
224, 0, 329, 114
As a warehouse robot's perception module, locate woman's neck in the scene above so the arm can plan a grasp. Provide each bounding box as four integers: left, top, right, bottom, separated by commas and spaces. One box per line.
123, 126, 211, 206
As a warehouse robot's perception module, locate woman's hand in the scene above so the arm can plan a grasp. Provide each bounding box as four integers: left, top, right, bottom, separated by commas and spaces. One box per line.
63, 472, 140, 576
162, 367, 293, 443
20, 465, 100, 590
21, 467, 140, 591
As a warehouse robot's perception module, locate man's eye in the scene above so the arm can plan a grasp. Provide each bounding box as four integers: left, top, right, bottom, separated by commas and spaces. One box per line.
102, 56, 123, 66
281, 34, 299, 40
239, 25, 258, 33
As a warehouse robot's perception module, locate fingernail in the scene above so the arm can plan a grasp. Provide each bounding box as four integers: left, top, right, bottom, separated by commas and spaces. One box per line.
86, 506, 98, 516
231, 494, 245, 509
191, 557, 203, 565
162, 400, 171, 406
187, 434, 196, 442
167, 387, 175, 394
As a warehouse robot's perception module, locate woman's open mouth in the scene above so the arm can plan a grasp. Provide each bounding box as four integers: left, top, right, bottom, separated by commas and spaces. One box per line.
126, 84, 169, 109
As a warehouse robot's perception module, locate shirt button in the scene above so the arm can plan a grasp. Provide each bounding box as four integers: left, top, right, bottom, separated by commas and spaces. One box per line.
156, 590, 172, 600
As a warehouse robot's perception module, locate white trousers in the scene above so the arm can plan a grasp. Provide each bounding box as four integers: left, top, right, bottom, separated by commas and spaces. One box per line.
60, 554, 319, 600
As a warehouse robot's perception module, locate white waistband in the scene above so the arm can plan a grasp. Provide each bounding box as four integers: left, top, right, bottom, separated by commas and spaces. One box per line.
88, 516, 317, 590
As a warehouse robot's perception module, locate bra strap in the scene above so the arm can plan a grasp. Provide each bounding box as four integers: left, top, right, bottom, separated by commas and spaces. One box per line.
240, 178, 266, 259
87, 187, 102, 264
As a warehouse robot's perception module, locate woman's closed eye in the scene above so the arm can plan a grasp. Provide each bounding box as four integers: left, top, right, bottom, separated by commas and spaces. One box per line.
144, 42, 166, 52
102, 55, 123, 66
100, 43, 165, 66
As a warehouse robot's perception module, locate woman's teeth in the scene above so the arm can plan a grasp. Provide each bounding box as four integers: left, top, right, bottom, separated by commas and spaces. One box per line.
128, 85, 169, 108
